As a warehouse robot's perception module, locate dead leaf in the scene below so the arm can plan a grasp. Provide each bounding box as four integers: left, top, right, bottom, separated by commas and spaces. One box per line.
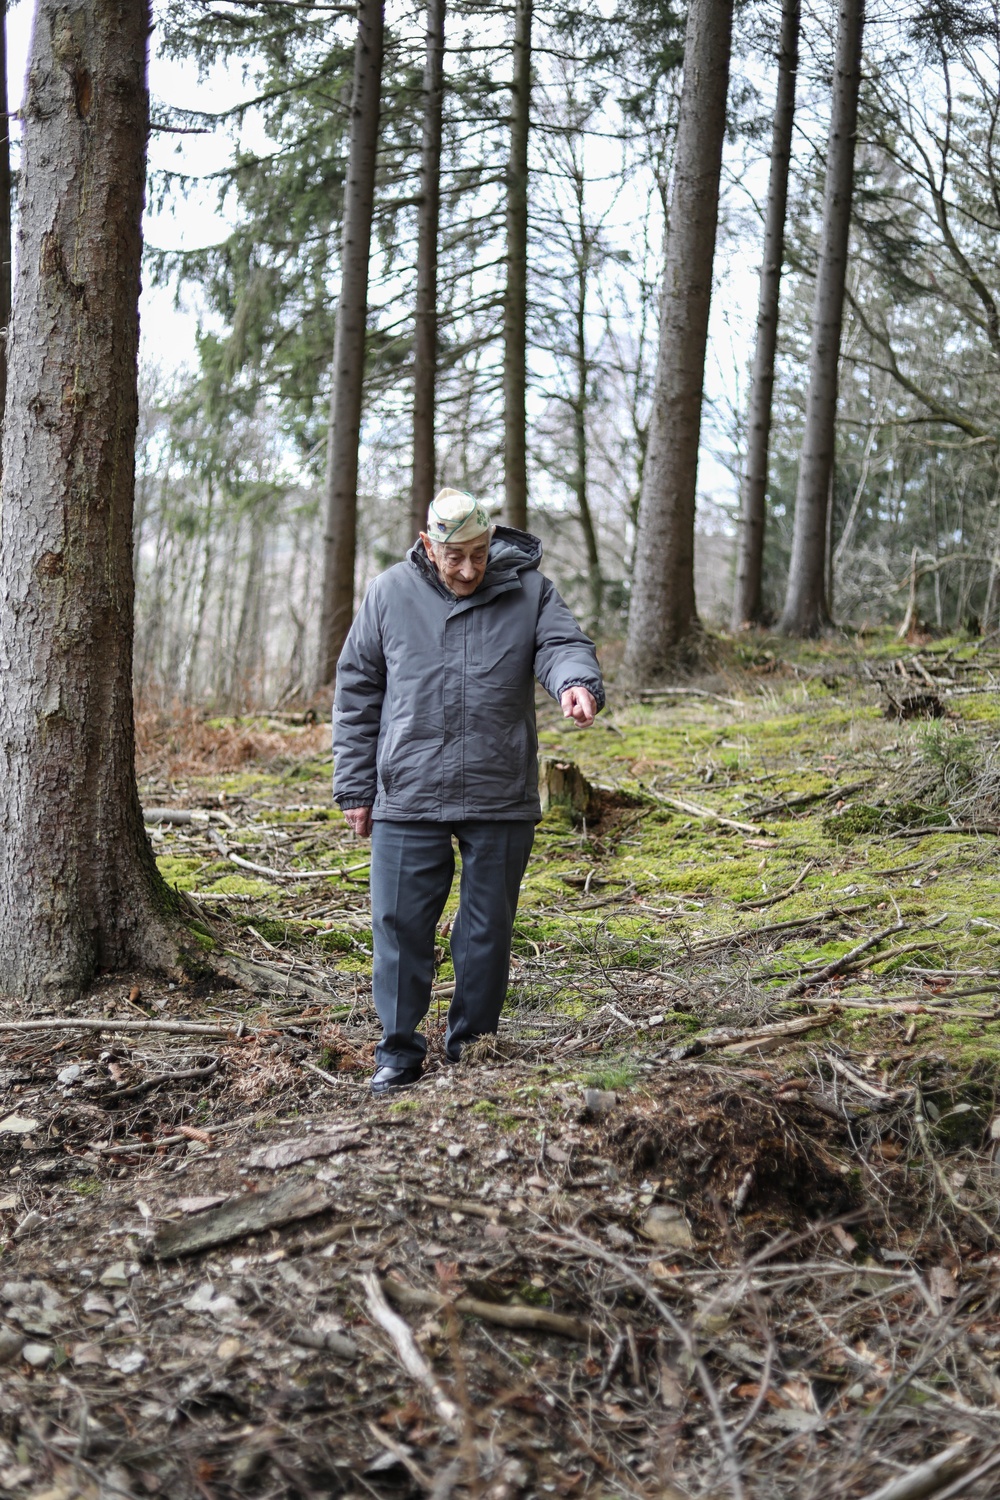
927, 1265, 959, 1303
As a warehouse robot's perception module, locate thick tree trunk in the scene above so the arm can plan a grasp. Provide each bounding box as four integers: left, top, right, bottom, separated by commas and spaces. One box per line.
503, 0, 531, 531
0, 1, 11, 473
731, 0, 799, 630
316, 0, 384, 688
779, 0, 865, 637
410, 0, 445, 539
622, 0, 734, 684
0, 0, 185, 1001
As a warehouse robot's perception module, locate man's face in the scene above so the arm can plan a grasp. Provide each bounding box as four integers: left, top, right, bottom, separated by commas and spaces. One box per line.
420, 533, 491, 597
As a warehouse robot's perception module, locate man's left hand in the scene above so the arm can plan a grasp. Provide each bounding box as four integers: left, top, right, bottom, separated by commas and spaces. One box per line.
560, 685, 597, 727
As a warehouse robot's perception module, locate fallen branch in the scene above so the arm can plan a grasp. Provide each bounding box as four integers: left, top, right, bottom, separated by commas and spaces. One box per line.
912, 1087, 997, 1247
783, 922, 906, 1000
361, 1273, 461, 1428
208, 828, 370, 882
657, 795, 767, 838
144, 807, 237, 829
0, 1016, 234, 1036
152, 1178, 331, 1259
104, 1060, 220, 1100
638, 686, 743, 708
858, 1438, 974, 1500
738, 860, 816, 910
667, 1012, 833, 1061
380, 1273, 598, 1342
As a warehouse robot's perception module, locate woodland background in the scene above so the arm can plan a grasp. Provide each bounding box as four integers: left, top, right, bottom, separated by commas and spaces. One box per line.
88, 0, 1000, 707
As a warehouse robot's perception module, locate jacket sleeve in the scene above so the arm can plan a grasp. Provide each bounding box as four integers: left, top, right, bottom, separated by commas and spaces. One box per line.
332, 583, 386, 808
533, 577, 606, 710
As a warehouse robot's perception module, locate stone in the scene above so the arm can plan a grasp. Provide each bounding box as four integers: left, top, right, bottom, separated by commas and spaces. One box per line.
641, 1204, 695, 1251
21, 1342, 53, 1368
0, 1326, 24, 1363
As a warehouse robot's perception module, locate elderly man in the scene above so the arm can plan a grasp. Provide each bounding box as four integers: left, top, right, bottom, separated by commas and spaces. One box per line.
333, 489, 604, 1095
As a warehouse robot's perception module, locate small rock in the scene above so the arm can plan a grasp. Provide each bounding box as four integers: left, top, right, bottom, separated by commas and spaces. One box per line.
582, 1089, 617, 1116
57, 1065, 82, 1085
0, 1114, 38, 1135
183, 1283, 239, 1318
69, 1342, 104, 1367
99, 1261, 130, 1288
11, 1211, 46, 1242
0, 1326, 24, 1363
82, 1291, 116, 1317
641, 1204, 695, 1251
446, 1142, 467, 1160
21, 1342, 53, 1368
604, 1224, 634, 1249
107, 1347, 146, 1375
215, 1336, 245, 1361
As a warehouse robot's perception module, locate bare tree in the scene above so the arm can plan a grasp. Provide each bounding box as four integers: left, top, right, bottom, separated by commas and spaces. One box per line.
410, 0, 446, 537
623, 0, 735, 682
732, 0, 800, 630
0, 0, 188, 1002
0, 0, 12, 475
317, 0, 385, 687
503, 0, 531, 530
779, 0, 865, 636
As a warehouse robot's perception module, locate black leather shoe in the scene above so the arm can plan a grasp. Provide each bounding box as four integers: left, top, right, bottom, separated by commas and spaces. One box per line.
370, 1063, 423, 1096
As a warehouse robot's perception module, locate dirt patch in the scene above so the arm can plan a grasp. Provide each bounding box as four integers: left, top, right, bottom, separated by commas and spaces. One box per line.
608, 1078, 856, 1233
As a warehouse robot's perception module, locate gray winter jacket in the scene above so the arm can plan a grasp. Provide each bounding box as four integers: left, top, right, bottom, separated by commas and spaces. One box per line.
333, 528, 604, 822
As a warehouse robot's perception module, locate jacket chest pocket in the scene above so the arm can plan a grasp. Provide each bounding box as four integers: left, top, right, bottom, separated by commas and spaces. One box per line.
469, 604, 523, 681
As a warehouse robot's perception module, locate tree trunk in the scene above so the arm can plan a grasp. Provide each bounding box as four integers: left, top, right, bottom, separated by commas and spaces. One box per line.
731, 0, 799, 630
0, 0, 11, 475
410, 0, 445, 539
503, 0, 531, 531
316, 0, 384, 688
0, 0, 186, 1002
779, 0, 865, 637
573, 251, 602, 633
622, 0, 734, 684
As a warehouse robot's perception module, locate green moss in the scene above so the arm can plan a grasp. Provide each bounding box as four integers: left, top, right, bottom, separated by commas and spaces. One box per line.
822, 804, 883, 842
317, 928, 356, 954
584, 1061, 637, 1091
155, 854, 204, 891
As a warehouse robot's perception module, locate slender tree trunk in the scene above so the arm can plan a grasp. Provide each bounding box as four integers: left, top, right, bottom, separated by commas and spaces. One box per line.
0, 0, 186, 1002
316, 0, 384, 688
779, 0, 865, 636
503, 0, 531, 530
0, 0, 12, 474
731, 0, 799, 630
410, 0, 445, 538
573, 253, 601, 633
623, 0, 734, 683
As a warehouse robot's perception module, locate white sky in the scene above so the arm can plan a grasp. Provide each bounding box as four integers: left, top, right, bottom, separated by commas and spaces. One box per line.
5, 0, 763, 520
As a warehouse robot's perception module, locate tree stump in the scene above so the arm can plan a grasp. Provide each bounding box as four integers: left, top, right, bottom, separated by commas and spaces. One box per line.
538, 756, 594, 820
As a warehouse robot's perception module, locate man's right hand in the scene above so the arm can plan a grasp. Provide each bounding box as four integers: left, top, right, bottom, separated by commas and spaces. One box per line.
343, 807, 374, 838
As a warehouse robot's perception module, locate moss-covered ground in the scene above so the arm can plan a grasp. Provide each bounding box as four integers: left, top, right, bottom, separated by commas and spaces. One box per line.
138, 631, 1000, 1080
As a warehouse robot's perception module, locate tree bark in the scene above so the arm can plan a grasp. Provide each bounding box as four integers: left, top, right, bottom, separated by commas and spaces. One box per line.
503, 0, 531, 531
731, 0, 799, 630
622, 0, 734, 684
779, 0, 865, 636
0, 1, 11, 476
0, 0, 186, 1001
410, 0, 445, 539
316, 0, 384, 688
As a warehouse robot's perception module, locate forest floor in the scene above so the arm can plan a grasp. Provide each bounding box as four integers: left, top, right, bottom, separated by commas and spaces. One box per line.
4, 632, 1000, 1500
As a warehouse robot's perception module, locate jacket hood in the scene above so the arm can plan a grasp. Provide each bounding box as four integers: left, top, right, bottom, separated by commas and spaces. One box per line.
407, 525, 542, 593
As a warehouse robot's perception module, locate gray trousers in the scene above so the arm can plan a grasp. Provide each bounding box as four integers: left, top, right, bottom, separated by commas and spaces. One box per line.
370, 819, 535, 1068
